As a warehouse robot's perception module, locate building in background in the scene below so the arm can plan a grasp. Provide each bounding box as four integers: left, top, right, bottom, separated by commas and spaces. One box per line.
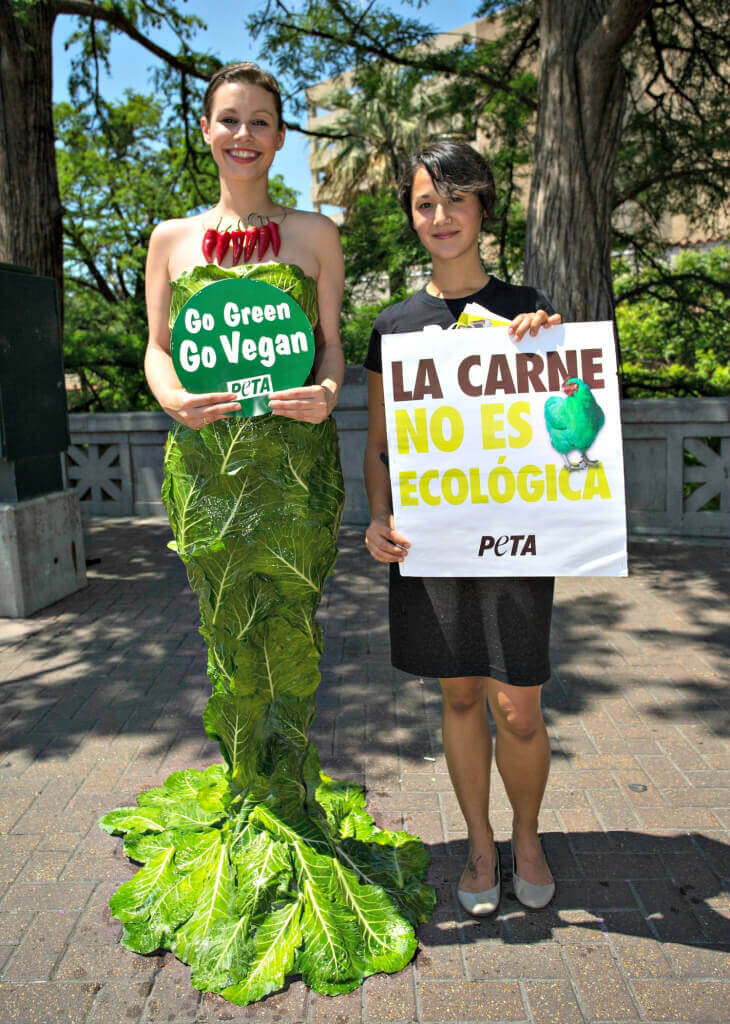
305, 17, 502, 215
306, 15, 727, 259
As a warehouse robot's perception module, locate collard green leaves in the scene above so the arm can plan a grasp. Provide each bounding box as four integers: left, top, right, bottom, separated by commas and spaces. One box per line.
102, 777, 435, 1004
102, 264, 434, 1006
169, 262, 318, 330
222, 898, 303, 1004
109, 848, 198, 954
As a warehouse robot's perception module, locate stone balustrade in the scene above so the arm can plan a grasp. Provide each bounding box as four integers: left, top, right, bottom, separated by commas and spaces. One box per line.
63, 372, 729, 538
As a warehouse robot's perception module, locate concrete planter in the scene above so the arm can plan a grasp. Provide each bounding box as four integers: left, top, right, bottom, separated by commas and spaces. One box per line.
0, 490, 87, 616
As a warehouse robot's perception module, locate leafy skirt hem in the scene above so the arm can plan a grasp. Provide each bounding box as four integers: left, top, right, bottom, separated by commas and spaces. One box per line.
100, 416, 434, 1004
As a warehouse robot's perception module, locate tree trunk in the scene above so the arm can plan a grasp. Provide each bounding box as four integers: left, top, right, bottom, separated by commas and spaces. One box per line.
0, 1, 62, 296
524, 0, 652, 321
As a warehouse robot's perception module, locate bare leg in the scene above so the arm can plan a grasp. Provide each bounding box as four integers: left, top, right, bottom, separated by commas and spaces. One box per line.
439, 676, 497, 892
487, 680, 552, 885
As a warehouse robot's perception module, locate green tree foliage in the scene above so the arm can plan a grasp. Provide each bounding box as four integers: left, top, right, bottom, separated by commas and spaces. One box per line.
56, 93, 297, 411
250, 0, 730, 383
339, 294, 401, 368
57, 93, 200, 412
305, 7, 536, 288
615, 247, 730, 396
340, 187, 425, 288
325, 29, 535, 357
337, 187, 435, 366
245, 0, 543, 296
1, 0, 219, 287
9, 1, 727, 392
614, 2, 730, 249
311, 65, 442, 209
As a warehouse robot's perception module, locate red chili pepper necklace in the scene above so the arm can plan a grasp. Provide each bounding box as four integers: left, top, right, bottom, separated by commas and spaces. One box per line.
201, 211, 284, 266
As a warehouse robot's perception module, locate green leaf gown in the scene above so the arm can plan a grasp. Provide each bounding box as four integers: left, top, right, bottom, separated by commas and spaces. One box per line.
100, 263, 435, 1005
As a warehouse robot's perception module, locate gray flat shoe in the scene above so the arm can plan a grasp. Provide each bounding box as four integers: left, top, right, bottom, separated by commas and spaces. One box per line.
511, 839, 555, 909
457, 852, 501, 917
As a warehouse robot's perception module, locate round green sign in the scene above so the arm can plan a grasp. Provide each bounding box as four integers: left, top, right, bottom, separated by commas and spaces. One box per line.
170, 278, 315, 417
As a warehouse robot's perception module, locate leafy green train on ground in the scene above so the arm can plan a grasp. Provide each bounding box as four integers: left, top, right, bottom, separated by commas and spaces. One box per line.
99, 262, 435, 1005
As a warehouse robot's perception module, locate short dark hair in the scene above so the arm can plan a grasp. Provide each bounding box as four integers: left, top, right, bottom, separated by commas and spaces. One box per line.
203, 62, 283, 129
397, 141, 496, 229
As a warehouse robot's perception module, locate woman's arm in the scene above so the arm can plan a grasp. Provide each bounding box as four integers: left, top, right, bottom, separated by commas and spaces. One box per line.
313, 215, 345, 408
364, 371, 410, 563
268, 215, 345, 423
144, 221, 240, 429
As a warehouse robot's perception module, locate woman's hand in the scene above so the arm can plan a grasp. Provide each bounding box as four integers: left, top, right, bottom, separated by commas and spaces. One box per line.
508, 309, 562, 342
365, 514, 410, 563
162, 388, 241, 429
268, 384, 335, 423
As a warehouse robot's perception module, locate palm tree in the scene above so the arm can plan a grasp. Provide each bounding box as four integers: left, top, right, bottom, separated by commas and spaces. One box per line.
310, 66, 448, 209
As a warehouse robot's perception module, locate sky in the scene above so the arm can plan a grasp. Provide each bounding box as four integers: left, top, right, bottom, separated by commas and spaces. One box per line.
51, 0, 483, 212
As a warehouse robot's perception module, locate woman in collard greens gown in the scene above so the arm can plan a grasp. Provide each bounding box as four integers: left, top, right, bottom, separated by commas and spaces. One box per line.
99, 63, 434, 1007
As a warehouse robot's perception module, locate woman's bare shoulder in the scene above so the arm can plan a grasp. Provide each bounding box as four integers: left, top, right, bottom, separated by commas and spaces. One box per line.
149, 213, 213, 279
285, 208, 339, 235
151, 212, 207, 244
270, 209, 340, 281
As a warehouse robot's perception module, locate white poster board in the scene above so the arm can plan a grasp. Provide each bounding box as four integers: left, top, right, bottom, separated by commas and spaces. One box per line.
382, 322, 628, 577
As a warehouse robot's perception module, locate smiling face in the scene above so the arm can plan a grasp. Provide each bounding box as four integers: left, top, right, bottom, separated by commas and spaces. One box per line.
201, 81, 285, 180
410, 165, 483, 263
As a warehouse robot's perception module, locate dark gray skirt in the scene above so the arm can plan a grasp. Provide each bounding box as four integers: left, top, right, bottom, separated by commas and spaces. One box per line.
389, 565, 554, 686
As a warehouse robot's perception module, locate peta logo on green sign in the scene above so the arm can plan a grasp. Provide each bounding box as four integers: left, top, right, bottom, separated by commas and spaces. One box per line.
170, 278, 315, 417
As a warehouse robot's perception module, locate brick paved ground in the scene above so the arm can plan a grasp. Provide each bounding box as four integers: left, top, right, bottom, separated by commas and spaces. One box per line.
0, 519, 728, 1024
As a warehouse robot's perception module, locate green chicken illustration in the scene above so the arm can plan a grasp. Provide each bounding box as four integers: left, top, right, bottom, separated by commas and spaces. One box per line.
544, 377, 606, 471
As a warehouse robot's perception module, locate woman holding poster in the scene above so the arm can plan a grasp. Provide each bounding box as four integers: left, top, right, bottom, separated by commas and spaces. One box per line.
365, 141, 562, 916
99, 64, 435, 1006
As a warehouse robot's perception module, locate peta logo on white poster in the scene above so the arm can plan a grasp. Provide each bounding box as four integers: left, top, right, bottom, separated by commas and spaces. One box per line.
227, 374, 273, 398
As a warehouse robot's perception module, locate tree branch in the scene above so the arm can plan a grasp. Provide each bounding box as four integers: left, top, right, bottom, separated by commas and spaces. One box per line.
503, 16, 539, 78
616, 272, 730, 304
53, 0, 208, 80
614, 165, 730, 207
577, 0, 655, 154
642, 8, 705, 121
63, 221, 119, 302
284, 120, 354, 139
581, 0, 655, 66
114, 260, 131, 300
267, 13, 537, 109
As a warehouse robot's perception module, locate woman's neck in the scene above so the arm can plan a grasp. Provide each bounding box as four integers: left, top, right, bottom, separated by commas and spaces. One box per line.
427, 251, 489, 299
210, 178, 279, 224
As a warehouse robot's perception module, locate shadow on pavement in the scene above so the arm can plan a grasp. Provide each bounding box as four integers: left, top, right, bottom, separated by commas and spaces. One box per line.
1, 525, 729, 768
424, 831, 730, 952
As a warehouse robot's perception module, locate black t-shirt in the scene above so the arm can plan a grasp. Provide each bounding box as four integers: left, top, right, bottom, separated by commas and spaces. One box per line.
364, 276, 554, 374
